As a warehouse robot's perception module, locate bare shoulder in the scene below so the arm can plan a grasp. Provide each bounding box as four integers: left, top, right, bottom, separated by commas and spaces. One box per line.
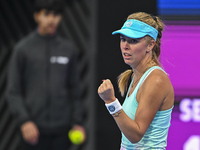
141, 69, 169, 94
138, 68, 174, 110
144, 69, 171, 89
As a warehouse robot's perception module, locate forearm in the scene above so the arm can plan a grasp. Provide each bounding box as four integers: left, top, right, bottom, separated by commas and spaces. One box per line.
6, 92, 30, 126
72, 97, 83, 125
69, 53, 83, 125
70, 75, 83, 124
113, 110, 143, 143
6, 48, 30, 126
98, 80, 143, 143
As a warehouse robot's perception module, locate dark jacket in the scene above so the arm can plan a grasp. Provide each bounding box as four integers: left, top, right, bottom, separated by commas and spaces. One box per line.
6, 31, 82, 134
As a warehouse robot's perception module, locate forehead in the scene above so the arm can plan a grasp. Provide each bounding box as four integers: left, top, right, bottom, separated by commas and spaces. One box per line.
38, 9, 59, 15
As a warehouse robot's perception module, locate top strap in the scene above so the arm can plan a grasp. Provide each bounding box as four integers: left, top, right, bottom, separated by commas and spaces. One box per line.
135, 66, 167, 94
126, 66, 167, 99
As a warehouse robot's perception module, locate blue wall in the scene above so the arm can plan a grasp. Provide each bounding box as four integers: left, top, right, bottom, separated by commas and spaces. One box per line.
157, 0, 200, 15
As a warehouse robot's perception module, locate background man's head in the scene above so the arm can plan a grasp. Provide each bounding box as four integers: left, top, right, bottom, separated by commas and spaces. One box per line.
34, 0, 65, 35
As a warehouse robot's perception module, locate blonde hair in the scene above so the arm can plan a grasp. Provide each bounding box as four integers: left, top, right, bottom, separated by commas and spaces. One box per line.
118, 12, 164, 96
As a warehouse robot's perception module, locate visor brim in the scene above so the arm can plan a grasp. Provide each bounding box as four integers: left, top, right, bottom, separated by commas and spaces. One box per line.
112, 29, 147, 39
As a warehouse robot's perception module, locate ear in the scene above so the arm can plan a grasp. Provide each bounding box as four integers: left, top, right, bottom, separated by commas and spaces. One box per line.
147, 40, 156, 52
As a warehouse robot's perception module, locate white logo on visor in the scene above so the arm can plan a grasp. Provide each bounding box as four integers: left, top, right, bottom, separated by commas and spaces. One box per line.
126, 21, 133, 27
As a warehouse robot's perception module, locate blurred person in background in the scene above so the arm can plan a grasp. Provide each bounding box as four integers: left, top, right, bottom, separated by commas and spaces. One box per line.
6, 0, 86, 149
98, 12, 174, 150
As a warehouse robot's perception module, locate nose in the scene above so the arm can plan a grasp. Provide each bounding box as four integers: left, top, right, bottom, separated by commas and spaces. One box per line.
47, 14, 55, 23
122, 41, 129, 50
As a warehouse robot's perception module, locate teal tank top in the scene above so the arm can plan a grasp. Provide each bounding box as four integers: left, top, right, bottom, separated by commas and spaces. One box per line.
121, 66, 173, 150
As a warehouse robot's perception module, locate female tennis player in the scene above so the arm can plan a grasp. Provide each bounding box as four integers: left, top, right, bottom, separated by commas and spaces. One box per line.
98, 12, 174, 150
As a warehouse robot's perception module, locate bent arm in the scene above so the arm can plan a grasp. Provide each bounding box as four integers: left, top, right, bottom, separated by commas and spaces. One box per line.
98, 72, 170, 143
114, 74, 169, 143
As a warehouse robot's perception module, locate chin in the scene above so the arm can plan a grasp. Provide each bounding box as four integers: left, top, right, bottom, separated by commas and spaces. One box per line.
47, 27, 56, 34
123, 59, 131, 63
47, 30, 56, 35
124, 61, 132, 66
124, 61, 135, 68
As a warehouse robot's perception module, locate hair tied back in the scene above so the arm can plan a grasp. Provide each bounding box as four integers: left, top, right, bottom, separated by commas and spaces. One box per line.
151, 15, 157, 23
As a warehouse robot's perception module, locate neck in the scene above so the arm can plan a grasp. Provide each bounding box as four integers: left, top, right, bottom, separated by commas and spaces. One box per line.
37, 27, 56, 36
132, 53, 152, 78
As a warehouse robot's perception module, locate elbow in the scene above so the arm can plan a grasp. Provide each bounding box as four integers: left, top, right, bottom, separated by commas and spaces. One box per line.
128, 133, 143, 144
129, 138, 142, 144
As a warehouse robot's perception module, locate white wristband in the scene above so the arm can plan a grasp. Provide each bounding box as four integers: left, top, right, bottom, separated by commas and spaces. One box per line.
105, 98, 123, 115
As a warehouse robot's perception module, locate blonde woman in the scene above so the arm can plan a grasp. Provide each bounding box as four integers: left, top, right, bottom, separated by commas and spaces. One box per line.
98, 12, 174, 150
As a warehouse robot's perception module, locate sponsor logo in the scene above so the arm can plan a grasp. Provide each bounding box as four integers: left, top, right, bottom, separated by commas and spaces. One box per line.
50, 56, 69, 65
108, 105, 115, 112
126, 21, 133, 27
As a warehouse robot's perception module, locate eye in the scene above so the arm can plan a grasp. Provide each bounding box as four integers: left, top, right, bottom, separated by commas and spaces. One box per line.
130, 39, 138, 43
120, 37, 126, 42
53, 12, 60, 16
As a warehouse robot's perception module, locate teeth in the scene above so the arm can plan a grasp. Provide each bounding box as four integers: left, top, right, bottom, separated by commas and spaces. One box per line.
124, 53, 130, 56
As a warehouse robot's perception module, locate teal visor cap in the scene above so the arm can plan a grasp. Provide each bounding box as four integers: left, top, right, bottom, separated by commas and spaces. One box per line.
112, 19, 158, 41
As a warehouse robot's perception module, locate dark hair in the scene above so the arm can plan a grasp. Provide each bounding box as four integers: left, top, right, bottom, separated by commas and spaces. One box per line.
34, 0, 65, 14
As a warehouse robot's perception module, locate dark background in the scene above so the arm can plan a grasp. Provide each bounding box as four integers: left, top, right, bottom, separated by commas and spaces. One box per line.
0, 0, 156, 150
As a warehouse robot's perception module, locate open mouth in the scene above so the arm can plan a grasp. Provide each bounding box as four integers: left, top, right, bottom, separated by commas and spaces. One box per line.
124, 53, 131, 57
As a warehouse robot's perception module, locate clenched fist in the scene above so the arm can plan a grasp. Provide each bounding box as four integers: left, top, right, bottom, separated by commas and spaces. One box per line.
98, 79, 116, 104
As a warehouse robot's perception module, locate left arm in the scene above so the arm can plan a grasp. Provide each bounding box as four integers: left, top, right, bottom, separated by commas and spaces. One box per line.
68, 47, 86, 141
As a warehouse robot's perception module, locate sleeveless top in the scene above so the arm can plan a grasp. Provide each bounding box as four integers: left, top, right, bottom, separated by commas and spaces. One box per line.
120, 66, 173, 150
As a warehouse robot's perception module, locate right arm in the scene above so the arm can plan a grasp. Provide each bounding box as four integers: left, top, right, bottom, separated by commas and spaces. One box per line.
6, 46, 30, 125
6, 46, 39, 144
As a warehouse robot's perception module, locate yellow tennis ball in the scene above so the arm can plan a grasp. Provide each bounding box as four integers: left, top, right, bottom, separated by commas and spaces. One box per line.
68, 130, 84, 145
